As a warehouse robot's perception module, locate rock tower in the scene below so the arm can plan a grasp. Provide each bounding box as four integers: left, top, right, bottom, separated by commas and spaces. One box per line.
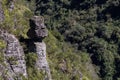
27, 16, 51, 80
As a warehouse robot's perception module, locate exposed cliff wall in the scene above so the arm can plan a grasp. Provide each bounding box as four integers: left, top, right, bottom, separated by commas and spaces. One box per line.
0, 30, 27, 79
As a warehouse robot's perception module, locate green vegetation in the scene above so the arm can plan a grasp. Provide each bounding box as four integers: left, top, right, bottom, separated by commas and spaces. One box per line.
0, 39, 6, 64
25, 52, 45, 80
0, 39, 6, 80
33, 0, 120, 80
1, 0, 33, 38
0, 39, 6, 49
44, 31, 93, 80
1, 0, 120, 80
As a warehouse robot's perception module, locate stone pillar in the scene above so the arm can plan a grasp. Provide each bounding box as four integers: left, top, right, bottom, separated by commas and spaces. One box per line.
27, 16, 52, 80
35, 42, 51, 80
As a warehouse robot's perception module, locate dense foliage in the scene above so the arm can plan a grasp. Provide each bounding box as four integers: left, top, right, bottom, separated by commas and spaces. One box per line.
1, 0, 120, 80
1, 0, 96, 80
31, 0, 120, 80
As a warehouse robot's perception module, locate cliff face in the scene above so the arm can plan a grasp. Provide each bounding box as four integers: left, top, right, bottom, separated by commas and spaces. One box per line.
0, 5, 51, 79
0, 30, 27, 79
0, 15, 51, 80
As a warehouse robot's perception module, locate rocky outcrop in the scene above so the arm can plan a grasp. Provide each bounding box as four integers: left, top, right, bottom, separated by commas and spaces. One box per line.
35, 42, 51, 80
0, 1, 27, 79
27, 16, 48, 41
0, 30, 27, 79
27, 16, 51, 80
0, 2, 4, 22
0, 64, 15, 80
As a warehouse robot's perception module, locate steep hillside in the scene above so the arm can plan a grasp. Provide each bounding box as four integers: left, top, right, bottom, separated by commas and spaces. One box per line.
34, 0, 120, 80
1, 0, 120, 80
0, 0, 99, 80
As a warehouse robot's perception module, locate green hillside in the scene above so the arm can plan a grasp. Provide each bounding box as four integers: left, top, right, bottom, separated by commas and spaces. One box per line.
1, 0, 120, 80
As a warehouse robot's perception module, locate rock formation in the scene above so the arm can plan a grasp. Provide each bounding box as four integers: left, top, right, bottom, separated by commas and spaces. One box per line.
0, 64, 15, 80
0, 1, 51, 78
27, 16, 51, 80
35, 42, 51, 80
0, 30, 27, 80
27, 16, 48, 41
0, 2, 4, 22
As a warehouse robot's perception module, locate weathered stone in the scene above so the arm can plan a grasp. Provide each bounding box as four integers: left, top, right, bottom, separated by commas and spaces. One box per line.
0, 64, 15, 80
27, 16, 48, 41
0, 30, 27, 79
27, 16, 52, 80
35, 42, 51, 80
0, 2, 4, 22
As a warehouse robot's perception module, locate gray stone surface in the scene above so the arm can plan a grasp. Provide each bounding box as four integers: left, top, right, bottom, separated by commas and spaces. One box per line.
35, 42, 51, 80
27, 16, 48, 40
0, 30, 27, 79
0, 2, 4, 22
27, 16, 51, 80
0, 64, 15, 80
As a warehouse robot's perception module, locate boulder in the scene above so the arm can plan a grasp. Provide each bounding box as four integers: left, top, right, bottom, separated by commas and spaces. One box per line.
27, 16, 48, 41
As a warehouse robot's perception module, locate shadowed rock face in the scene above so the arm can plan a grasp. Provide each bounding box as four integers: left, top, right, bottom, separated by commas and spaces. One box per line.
27, 16, 48, 41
